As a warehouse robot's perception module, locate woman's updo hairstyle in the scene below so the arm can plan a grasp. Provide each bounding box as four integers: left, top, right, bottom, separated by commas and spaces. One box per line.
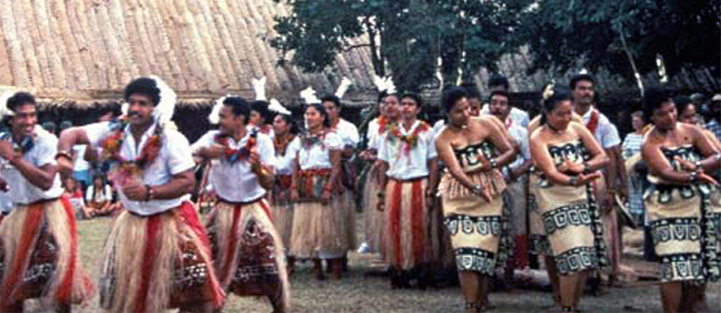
540, 84, 572, 124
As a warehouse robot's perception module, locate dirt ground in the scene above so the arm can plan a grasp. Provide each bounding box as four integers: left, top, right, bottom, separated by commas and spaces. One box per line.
25, 217, 721, 312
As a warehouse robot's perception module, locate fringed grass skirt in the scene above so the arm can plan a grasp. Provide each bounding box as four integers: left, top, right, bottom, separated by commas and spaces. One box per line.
535, 181, 607, 275
343, 190, 357, 252
290, 170, 348, 259
440, 170, 512, 275
207, 198, 290, 311
271, 175, 294, 250
645, 183, 719, 283
382, 178, 431, 270
99, 202, 224, 312
0, 197, 94, 310
362, 164, 385, 254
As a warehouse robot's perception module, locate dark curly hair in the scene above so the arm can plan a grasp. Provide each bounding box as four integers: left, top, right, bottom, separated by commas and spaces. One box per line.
124, 77, 161, 106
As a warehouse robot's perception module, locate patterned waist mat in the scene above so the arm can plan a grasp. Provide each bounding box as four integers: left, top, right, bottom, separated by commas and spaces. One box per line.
298, 168, 331, 177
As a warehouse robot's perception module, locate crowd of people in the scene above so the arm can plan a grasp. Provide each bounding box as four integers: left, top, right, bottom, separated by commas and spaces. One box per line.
0, 71, 718, 313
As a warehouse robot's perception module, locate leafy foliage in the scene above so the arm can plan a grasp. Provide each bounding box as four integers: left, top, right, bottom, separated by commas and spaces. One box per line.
520, 0, 721, 81
272, 0, 530, 92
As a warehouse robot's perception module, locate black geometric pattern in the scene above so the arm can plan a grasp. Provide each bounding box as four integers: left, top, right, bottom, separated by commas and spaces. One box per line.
555, 246, 599, 274
658, 253, 705, 283
454, 247, 496, 275
649, 218, 701, 243
542, 203, 593, 235
444, 215, 502, 236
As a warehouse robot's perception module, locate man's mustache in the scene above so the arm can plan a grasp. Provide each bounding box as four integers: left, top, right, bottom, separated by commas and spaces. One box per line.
127, 111, 139, 117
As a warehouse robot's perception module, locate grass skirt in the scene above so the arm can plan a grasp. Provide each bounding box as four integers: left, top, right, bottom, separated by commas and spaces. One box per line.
382, 178, 431, 270
270, 175, 294, 250
0, 197, 93, 310
207, 199, 290, 311
98, 201, 224, 312
362, 164, 385, 254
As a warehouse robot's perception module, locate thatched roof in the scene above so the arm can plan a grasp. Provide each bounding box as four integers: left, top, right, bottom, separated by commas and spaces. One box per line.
0, 0, 377, 106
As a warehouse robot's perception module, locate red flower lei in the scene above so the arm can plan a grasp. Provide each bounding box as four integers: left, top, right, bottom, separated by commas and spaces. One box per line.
100, 118, 163, 184
377, 116, 391, 134
274, 133, 295, 156
386, 121, 430, 156
214, 129, 257, 163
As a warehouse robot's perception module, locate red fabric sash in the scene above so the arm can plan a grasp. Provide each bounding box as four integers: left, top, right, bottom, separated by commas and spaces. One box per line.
585, 110, 600, 134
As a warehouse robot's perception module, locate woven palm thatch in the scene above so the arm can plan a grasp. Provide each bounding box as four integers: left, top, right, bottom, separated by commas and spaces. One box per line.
0, 0, 376, 106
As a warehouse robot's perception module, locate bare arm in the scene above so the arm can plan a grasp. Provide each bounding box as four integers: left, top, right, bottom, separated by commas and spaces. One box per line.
10, 160, 57, 190
435, 133, 476, 190
327, 149, 342, 191
483, 118, 516, 169
642, 140, 697, 184
575, 123, 610, 172
530, 133, 573, 186
153, 170, 195, 199
57, 127, 92, 176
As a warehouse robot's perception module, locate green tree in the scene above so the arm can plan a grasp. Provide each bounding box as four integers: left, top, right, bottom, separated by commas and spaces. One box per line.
271, 0, 530, 92
519, 0, 720, 90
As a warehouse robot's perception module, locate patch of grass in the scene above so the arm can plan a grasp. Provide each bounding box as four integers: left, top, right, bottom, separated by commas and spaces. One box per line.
25, 217, 721, 312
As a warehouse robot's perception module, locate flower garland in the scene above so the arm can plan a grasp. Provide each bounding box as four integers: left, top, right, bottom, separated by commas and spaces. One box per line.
386, 121, 430, 156
100, 117, 163, 184
274, 133, 295, 156
214, 129, 258, 164
0, 132, 35, 155
300, 131, 327, 150
377, 116, 392, 135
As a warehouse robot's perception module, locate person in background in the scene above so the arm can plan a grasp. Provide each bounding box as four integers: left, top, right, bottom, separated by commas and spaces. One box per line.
622, 111, 646, 221
704, 94, 721, 141
42, 121, 57, 135
481, 74, 530, 128
63, 176, 92, 219
85, 175, 115, 217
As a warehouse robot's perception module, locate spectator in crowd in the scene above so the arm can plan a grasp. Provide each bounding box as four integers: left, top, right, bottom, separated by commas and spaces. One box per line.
42, 121, 57, 135
621, 111, 646, 221
704, 93, 721, 141
62, 176, 92, 219
85, 175, 115, 217
480, 74, 530, 128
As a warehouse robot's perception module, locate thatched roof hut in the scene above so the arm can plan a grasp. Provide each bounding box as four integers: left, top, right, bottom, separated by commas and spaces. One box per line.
0, 0, 377, 107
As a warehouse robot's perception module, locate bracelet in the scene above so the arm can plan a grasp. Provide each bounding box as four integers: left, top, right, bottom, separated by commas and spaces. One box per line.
568, 176, 579, 186
471, 184, 483, 196
55, 150, 73, 161
583, 162, 591, 174
694, 160, 702, 170
144, 185, 155, 202
490, 158, 498, 169
689, 171, 698, 183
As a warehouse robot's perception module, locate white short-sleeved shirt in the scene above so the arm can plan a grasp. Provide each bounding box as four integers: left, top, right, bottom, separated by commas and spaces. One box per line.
333, 119, 359, 148
379, 120, 437, 180
86, 184, 113, 203
507, 123, 531, 170
289, 132, 343, 170
192, 131, 276, 202
275, 137, 299, 176
72, 144, 90, 171
0, 126, 64, 205
582, 107, 621, 149
432, 120, 446, 141
481, 105, 529, 128
367, 118, 381, 151
0, 191, 13, 213
83, 122, 195, 215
